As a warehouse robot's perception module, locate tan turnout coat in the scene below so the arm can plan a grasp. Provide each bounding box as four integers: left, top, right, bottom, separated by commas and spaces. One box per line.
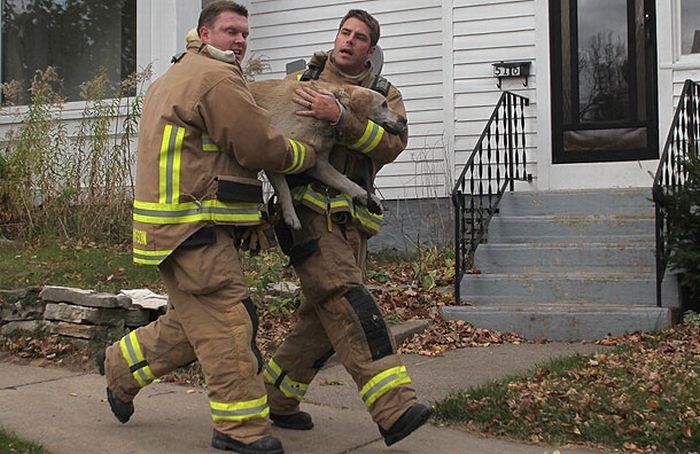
133, 43, 315, 265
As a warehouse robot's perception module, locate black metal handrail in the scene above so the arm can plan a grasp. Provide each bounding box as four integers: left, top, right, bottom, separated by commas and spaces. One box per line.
652, 79, 699, 307
452, 91, 531, 304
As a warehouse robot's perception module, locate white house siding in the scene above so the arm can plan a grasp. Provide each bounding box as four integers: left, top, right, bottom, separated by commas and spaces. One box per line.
451, 0, 538, 192
247, 0, 446, 200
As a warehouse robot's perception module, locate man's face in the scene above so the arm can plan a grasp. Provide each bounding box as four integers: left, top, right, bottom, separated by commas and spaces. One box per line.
333, 17, 376, 75
199, 11, 249, 63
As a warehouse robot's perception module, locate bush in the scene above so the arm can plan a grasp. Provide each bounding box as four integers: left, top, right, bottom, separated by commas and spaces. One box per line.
665, 153, 700, 305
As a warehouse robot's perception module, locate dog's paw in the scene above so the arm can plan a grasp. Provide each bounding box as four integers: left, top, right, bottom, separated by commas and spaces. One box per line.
367, 194, 383, 215
284, 212, 302, 231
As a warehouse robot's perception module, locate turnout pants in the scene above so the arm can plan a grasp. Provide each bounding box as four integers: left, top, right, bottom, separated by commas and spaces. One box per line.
104, 227, 269, 444
266, 206, 417, 430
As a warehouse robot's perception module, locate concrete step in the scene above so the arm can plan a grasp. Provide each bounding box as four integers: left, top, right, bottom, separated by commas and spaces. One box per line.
486, 215, 655, 243
475, 243, 655, 273
441, 304, 672, 341
459, 272, 679, 307
496, 189, 654, 217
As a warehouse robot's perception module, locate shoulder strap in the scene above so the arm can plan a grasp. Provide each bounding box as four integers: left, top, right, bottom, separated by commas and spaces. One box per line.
299, 63, 324, 81
170, 51, 186, 64
371, 75, 391, 97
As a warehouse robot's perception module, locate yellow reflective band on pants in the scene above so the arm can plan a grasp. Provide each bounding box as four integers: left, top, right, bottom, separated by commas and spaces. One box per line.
263, 359, 309, 401
360, 366, 411, 408
133, 199, 262, 225
132, 248, 173, 265
281, 139, 307, 174
291, 184, 383, 235
210, 395, 270, 422
348, 120, 385, 154
119, 331, 156, 387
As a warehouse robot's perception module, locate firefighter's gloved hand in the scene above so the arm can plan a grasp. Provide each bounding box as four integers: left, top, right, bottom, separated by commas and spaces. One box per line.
239, 223, 274, 255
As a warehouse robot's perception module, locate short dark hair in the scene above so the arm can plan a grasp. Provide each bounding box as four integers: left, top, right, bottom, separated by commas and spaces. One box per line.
198, 1, 248, 35
339, 9, 380, 47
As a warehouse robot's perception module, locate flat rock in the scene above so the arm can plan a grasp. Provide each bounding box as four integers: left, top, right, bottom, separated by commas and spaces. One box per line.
39, 286, 132, 309
43, 303, 150, 327
0, 320, 50, 335
51, 322, 107, 340
0, 288, 43, 321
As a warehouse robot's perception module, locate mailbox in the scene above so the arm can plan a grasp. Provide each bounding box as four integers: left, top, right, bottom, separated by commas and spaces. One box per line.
492, 61, 531, 88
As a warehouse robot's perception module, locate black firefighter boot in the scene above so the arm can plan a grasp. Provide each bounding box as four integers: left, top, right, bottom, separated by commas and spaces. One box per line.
379, 403, 432, 446
96, 350, 134, 423
269, 411, 314, 430
211, 431, 284, 454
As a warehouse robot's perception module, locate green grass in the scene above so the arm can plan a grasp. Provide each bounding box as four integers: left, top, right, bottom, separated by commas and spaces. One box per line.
0, 427, 45, 454
0, 241, 160, 293
432, 325, 700, 452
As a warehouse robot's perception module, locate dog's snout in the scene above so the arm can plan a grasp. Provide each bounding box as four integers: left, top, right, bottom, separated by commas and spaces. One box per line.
398, 116, 407, 129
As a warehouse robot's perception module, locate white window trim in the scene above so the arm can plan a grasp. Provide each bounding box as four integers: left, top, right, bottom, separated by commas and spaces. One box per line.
672, 0, 700, 68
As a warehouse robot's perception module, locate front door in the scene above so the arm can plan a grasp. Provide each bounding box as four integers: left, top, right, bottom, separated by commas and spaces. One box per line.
549, 0, 658, 163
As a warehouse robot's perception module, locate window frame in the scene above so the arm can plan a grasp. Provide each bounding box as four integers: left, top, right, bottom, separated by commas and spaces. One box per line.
673, 0, 700, 64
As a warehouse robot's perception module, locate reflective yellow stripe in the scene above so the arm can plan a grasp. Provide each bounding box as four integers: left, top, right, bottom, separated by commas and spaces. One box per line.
158, 125, 172, 203
296, 74, 302, 81
360, 366, 411, 408
290, 185, 382, 234
282, 139, 307, 174
349, 120, 385, 154
202, 134, 221, 152
133, 199, 262, 225
263, 359, 309, 401
158, 124, 186, 204
119, 331, 156, 387
133, 248, 172, 266
210, 395, 269, 421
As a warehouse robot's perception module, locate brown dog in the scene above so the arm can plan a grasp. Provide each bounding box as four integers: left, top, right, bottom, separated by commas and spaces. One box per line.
248, 79, 407, 230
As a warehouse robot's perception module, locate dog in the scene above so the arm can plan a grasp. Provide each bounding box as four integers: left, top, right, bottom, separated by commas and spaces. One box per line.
248, 79, 407, 230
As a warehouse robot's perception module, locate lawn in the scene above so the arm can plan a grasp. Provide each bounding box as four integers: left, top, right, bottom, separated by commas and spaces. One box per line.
432, 316, 700, 453
0, 427, 45, 454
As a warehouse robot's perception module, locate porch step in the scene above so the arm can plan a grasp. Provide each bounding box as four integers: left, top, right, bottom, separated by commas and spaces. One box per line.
497, 189, 653, 216
475, 243, 655, 273
459, 272, 678, 306
487, 215, 655, 243
441, 304, 672, 341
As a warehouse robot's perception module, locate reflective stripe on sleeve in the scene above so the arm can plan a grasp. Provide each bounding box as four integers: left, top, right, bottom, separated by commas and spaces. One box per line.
210, 395, 270, 422
348, 120, 385, 154
118, 331, 156, 387
202, 134, 221, 152
263, 359, 309, 401
359, 366, 411, 408
281, 139, 307, 174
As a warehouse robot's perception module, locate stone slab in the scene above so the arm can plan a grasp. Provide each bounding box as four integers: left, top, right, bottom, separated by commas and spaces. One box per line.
40, 286, 132, 309
43, 303, 150, 326
0, 288, 43, 321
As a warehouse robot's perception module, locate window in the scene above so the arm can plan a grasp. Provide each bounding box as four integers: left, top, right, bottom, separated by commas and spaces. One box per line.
681, 0, 700, 55
2, 0, 136, 104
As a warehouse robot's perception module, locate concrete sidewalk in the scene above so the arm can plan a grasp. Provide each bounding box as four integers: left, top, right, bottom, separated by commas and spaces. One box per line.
0, 343, 605, 453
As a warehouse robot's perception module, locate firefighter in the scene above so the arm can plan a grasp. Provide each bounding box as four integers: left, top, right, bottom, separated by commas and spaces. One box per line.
265, 9, 431, 447
96, 2, 322, 453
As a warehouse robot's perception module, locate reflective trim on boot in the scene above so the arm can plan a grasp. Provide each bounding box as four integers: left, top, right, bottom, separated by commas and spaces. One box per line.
263, 359, 308, 401
211, 431, 284, 454
379, 403, 431, 446
210, 395, 270, 422
119, 331, 156, 387
360, 366, 412, 408
270, 411, 314, 430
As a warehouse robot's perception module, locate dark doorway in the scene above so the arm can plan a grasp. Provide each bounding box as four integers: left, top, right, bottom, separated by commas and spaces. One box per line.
550, 0, 658, 163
